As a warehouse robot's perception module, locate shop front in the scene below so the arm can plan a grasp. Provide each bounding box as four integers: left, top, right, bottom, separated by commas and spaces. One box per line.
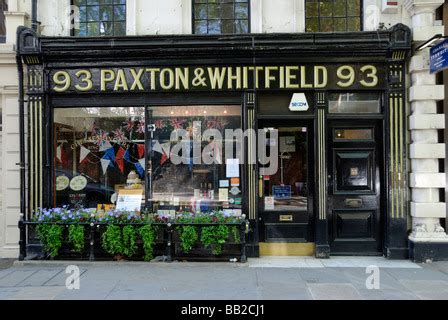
16, 23, 411, 259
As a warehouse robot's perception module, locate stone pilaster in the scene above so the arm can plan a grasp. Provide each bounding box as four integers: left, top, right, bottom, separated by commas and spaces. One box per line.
405, 0, 448, 253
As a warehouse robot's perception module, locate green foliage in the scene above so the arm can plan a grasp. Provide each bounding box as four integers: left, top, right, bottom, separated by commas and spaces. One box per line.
177, 226, 199, 253
101, 225, 123, 256
201, 225, 230, 255
68, 225, 85, 253
139, 225, 157, 261
36, 224, 63, 258
122, 225, 138, 257
231, 226, 241, 244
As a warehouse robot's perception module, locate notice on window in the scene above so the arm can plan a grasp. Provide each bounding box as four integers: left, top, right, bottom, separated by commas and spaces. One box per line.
219, 188, 229, 202
226, 159, 240, 178
265, 197, 275, 210
116, 189, 143, 212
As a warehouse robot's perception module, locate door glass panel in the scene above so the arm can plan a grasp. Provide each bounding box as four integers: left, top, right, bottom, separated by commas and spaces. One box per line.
334, 128, 373, 141
329, 93, 380, 113
260, 127, 308, 211
147, 105, 242, 216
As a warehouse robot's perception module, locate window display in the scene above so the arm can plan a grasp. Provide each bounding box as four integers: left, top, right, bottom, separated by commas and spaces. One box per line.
147, 105, 242, 215
53, 107, 145, 209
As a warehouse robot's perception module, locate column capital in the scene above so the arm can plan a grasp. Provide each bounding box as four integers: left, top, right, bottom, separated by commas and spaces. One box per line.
404, 0, 444, 16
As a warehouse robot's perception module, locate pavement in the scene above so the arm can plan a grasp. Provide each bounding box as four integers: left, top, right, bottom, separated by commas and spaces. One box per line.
0, 257, 447, 300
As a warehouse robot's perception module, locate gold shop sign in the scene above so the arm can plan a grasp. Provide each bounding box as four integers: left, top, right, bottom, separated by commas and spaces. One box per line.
50, 64, 385, 93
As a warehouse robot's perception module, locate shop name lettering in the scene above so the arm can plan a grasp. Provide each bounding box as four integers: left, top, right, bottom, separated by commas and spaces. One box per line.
51, 65, 381, 93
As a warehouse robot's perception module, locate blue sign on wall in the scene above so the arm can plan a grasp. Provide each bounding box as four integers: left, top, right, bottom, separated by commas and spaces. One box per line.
430, 38, 448, 74
272, 185, 292, 199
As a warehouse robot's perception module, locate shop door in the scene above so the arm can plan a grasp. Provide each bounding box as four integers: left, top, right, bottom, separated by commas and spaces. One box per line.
327, 120, 383, 254
258, 120, 314, 243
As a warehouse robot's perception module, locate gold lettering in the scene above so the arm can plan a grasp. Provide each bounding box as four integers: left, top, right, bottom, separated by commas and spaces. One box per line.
286, 66, 299, 89
279, 66, 285, 89
265, 66, 278, 89
228, 67, 242, 89
208, 67, 226, 90
75, 70, 93, 92
243, 67, 249, 89
314, 66, 328, 88
300, 66, 312, 89
146, 68, 160, 90
130, 68, 144, 90
337, 65, 355, 87
101, 69, 115, 91
175, 67, 189, 90
360, 65, 378, 87
114, 69, 129, 91
53, 71, 71, 92
160, 68, 175, 90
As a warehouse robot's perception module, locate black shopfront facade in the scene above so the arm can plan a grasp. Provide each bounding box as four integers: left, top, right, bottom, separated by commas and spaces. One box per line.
17, 24, 412, 259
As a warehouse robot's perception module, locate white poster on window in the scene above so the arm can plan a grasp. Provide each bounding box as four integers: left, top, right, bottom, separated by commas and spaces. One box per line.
116, 189, 143, 212
226, 159, 240, 178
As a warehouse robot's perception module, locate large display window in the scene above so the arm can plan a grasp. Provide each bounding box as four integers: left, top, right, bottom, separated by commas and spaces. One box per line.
53, 107, 145, 209
148, 105, 242, 216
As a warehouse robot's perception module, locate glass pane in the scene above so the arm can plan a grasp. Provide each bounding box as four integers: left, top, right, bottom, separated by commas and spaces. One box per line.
334, 129, 373, 141
235, 19, 248, 33
208, 4, 219, 19
347, 0, 361, 16
100, 5, 113, 21
73, 0, 86, 6
194, 20, 208, 34
113, 0, 126, 4
194, 4, 207, 19
333, 0, 346, 16
334, 18, 346, 31
114, 5, 126, 21
306, 2, 319, 17
78, 5, 87, 23
220, 3, 234, 19
261, 127, 308, 212
74, 23, 88, 37
99, 0, 113, 4
113, 22, 126, 36
87, 5, 100, 22
235, 3, 248, 19
306, 18, 318, 32
347, 17, 361, 31
320, 18, 333, 32
53, 107, 145, 209
99, 21, 114, 35
329, 93, 381, 113
208, 20, 221, 34
87, 22, 99, 35
222, 20, 234, 33
320, 1, 333, 17
148, 105, 242, 215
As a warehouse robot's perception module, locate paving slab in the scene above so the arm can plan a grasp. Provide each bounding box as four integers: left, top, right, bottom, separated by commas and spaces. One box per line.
385, 268, 448, 281
8, 286, 67, 300
356, 289, 420, 300
299, 268, 350, 284
308, 283, 362, 300
0, 270, 37, 288
43, 268, 87, 287
16, 269, 63, 287
55, 279, 120, 300
341, 268, 407, 291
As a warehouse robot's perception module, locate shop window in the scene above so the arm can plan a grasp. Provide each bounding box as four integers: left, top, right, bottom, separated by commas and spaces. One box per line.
0, 0, 7, 43
53, 107, 145, 209
72, 0, 126, 37
328, 92, 380, 113
193, 0, 250, 34
148, 105, 242, 216
305, 0, 362, 32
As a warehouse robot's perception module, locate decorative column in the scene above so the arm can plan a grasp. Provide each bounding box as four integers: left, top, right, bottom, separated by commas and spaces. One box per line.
405, 0, 448, 262
315, 91, 329, 258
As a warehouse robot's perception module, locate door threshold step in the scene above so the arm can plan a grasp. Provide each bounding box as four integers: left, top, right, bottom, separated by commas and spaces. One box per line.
260, 242, 315, 256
